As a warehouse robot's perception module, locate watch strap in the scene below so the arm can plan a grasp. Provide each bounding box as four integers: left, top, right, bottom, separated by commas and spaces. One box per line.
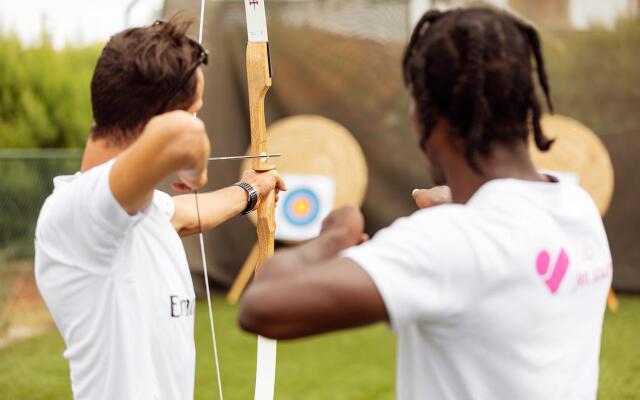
234, 181, 259, 215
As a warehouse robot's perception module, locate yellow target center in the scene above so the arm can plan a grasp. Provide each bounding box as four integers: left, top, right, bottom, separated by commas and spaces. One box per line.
293, 200, 311, 216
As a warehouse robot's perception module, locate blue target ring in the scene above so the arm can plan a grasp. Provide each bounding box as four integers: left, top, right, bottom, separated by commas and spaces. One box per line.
283, 188, 320, 226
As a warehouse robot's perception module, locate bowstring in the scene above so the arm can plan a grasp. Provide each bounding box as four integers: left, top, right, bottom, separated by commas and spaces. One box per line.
194, 0, 224, 398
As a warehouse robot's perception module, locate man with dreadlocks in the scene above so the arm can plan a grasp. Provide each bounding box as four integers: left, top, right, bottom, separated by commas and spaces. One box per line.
239, 7, 612, 399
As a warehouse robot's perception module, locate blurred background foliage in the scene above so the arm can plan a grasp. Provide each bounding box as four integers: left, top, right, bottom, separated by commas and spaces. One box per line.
0, 34, 98, 148
0, 33, 94, 261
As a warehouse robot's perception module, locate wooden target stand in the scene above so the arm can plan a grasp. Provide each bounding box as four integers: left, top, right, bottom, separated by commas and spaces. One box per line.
227, 115, 368, 304
530, 115, 619, 311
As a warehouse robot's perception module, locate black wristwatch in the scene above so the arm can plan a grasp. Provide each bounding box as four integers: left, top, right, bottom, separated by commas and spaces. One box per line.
234, 182, 259, 215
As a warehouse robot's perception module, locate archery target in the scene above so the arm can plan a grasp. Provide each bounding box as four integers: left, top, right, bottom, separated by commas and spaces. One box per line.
283, 188, 320, 226
276, 174, 335, 241
529, 114, 614, 216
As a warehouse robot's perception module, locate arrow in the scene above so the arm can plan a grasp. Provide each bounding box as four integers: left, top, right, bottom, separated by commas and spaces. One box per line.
208, 153, 281, 162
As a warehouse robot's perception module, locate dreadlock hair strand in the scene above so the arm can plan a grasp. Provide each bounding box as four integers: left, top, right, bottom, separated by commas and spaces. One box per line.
517, 22, 554, 113
461, 23, 490, 173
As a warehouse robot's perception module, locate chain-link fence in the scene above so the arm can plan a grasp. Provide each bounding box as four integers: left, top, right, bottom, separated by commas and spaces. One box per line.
0, 149, 82, 344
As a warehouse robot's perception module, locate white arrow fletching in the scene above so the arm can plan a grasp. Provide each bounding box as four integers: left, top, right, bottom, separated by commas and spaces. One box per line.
244, 0, 269, 42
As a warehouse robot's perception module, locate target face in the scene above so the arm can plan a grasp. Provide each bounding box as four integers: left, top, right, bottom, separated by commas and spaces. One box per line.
282, 188, 320, 226
275, 174, 335, 241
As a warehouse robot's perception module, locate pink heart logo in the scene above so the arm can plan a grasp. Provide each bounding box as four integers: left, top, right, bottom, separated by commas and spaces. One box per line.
536, 249, 570, 294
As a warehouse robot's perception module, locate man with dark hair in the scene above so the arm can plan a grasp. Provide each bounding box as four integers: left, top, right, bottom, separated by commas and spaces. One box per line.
35, 19, 285, 399
239, 7, 611, 399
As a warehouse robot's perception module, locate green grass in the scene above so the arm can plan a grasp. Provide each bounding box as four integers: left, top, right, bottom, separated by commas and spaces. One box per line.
0, 296, 395, 400
599, 295, 640, 400
1, 295, 639, 399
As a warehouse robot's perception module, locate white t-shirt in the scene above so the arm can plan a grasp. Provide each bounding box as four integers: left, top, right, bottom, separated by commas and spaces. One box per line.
35, 160, 196, 400
343, 178, 612, 400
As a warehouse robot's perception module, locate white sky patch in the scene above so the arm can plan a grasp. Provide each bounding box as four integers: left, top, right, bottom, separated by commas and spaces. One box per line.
0, 0, 164, 48
570, 0, 637, 29
1, 0, 637, 49
410, 0, 636, 30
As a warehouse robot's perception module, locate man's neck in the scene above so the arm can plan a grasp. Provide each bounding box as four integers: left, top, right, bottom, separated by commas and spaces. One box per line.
445, 142, 548, 204
81, 137, 127, 172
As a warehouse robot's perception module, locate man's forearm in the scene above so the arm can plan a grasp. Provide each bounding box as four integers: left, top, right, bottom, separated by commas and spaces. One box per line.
173, 185, 247, 236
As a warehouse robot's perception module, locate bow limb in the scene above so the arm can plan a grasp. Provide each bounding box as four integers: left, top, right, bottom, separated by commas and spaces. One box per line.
244, 4, 278, 398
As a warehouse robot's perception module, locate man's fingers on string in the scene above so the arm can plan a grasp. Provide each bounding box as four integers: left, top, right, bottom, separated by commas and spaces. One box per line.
177, 168, 208, 192
189, 171, 208, 191
171, 182, 192, 192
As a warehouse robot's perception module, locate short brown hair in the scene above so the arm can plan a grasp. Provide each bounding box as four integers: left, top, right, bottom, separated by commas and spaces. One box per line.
90, 18, 203, 144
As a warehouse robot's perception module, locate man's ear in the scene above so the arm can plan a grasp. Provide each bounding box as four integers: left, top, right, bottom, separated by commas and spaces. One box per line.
186, 68, 205, 114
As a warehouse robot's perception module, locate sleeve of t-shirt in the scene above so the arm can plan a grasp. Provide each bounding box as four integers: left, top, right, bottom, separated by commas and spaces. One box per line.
341, 206, 478, 330
152, 190, 176, 221
81, 159, 142, 238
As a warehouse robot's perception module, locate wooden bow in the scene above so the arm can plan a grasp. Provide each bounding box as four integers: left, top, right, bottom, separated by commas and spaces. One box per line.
192, 2, 277, 399
243, 1, 278, 399
246, 15, 275, 282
